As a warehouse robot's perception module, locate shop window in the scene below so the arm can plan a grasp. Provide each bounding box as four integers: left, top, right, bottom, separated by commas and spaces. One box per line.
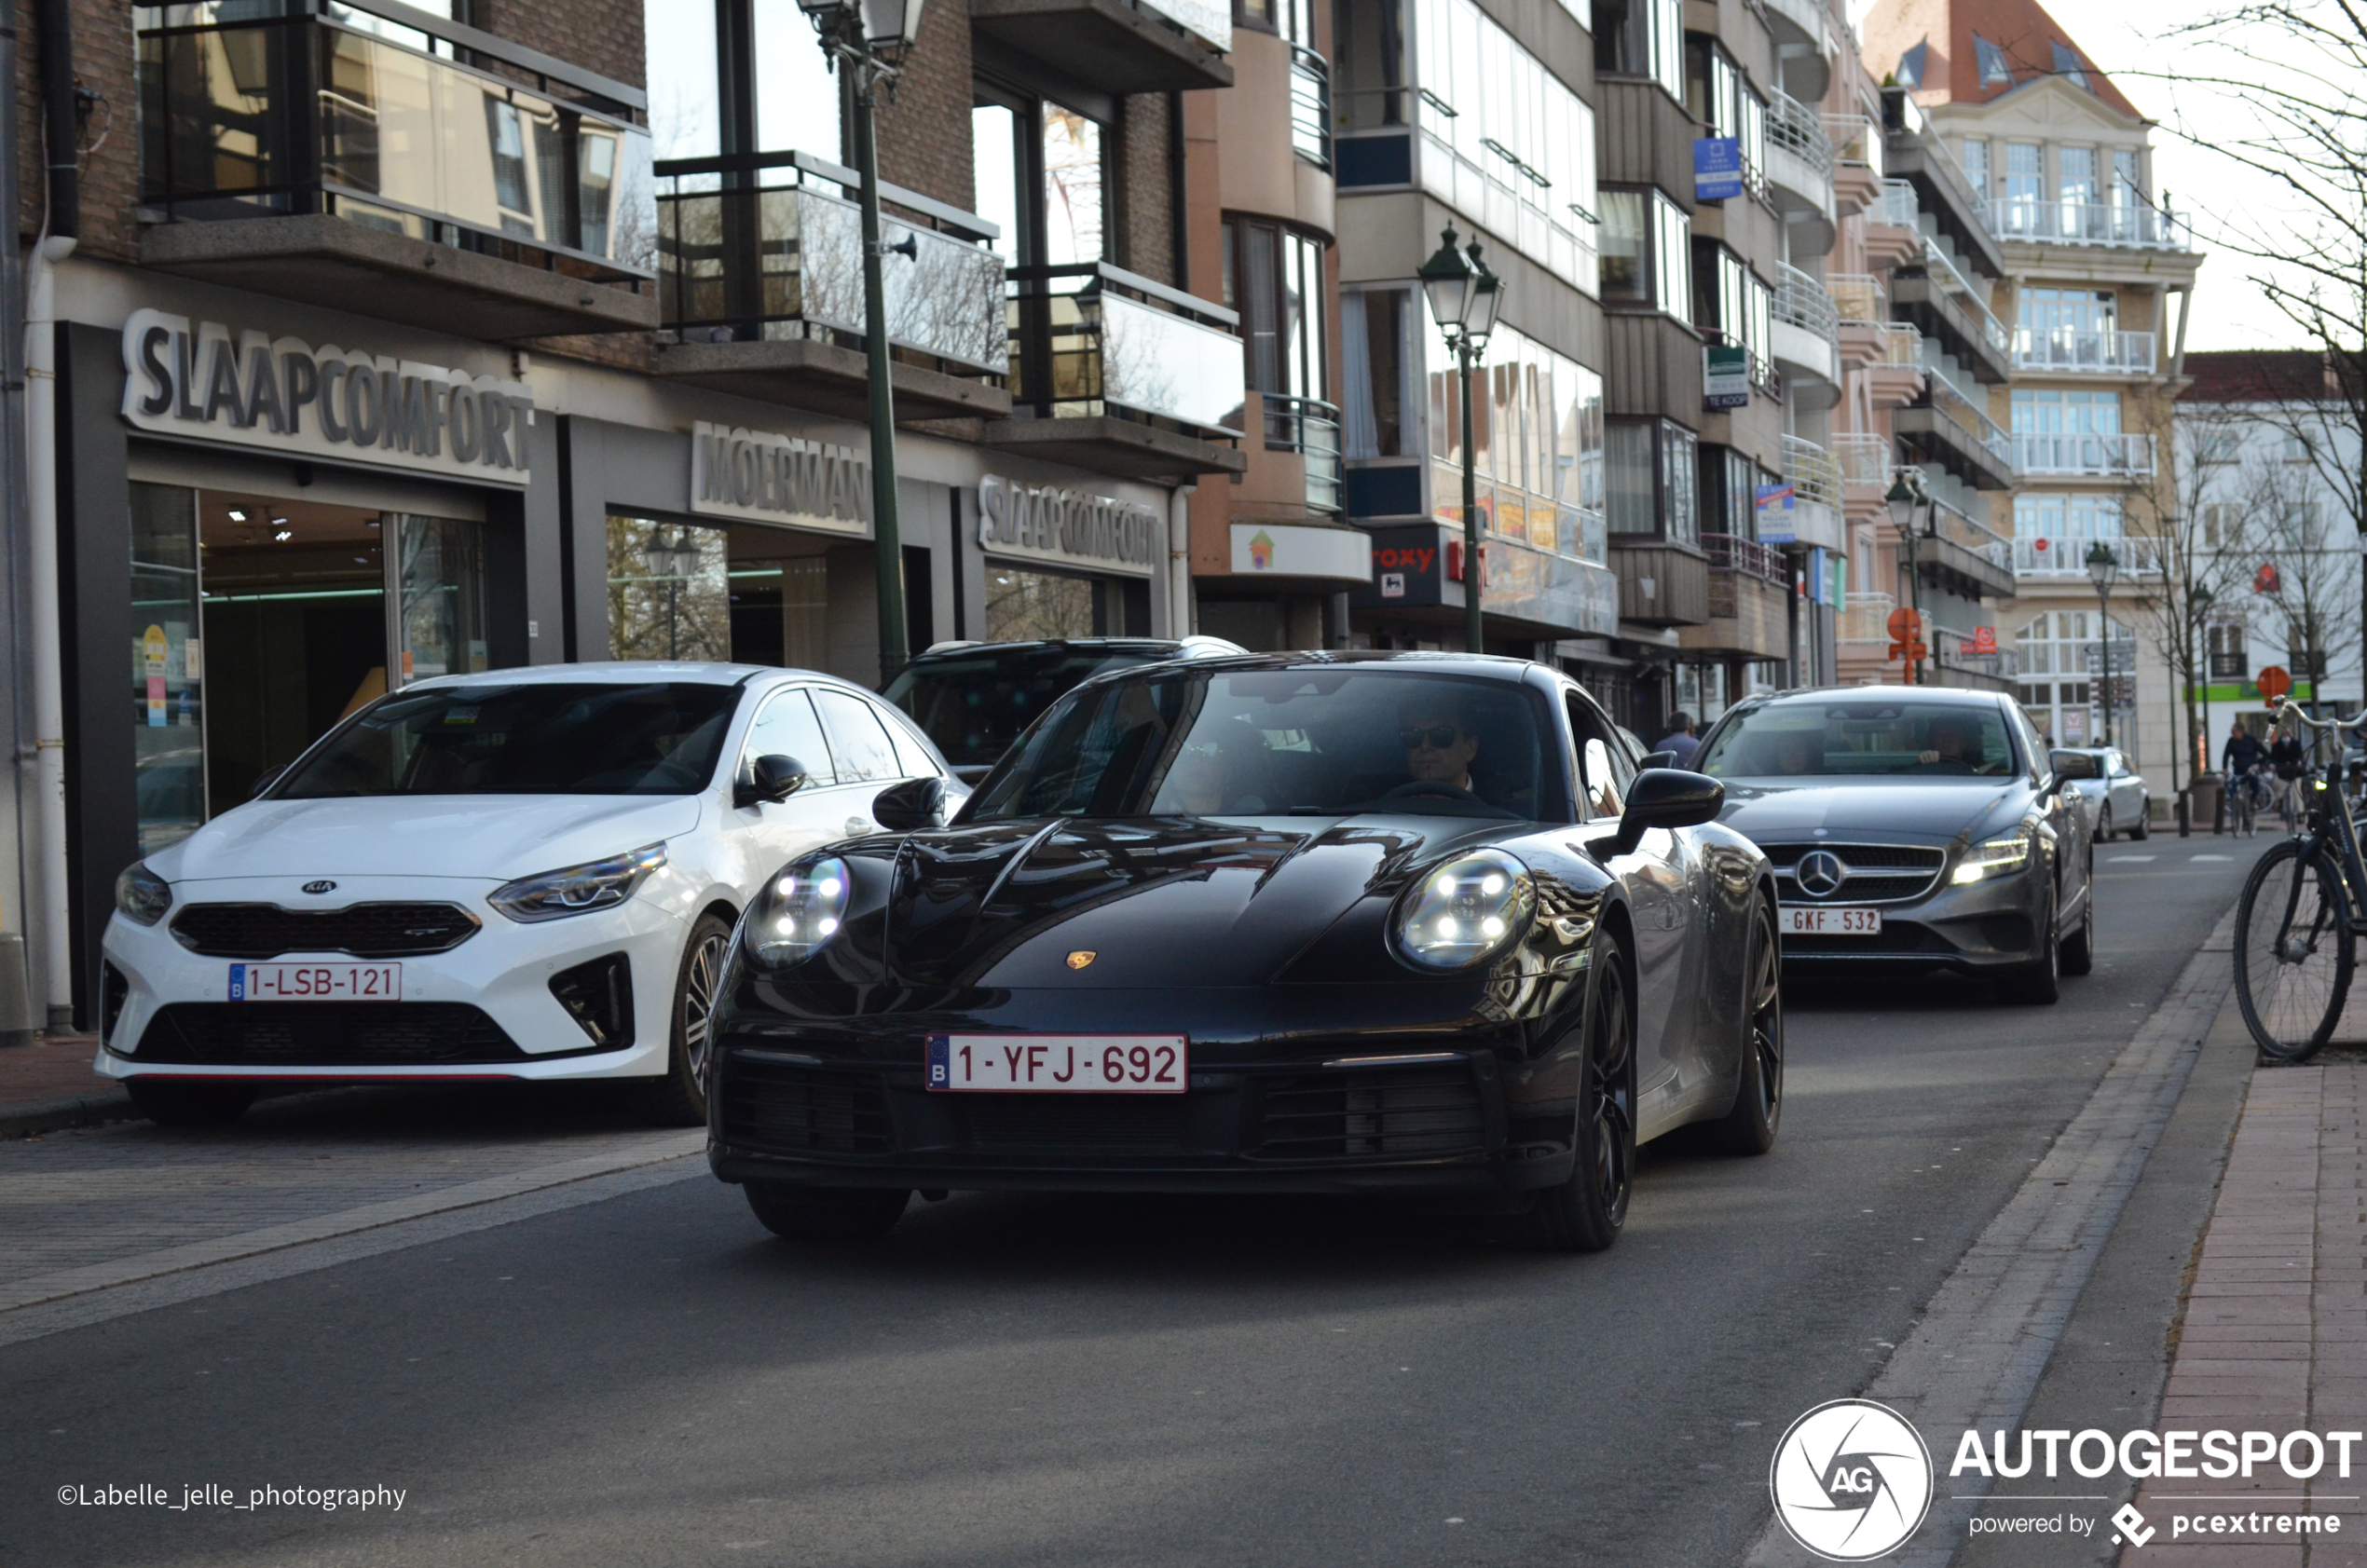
984, 564, 1099, 641
130, 484, 205, 854
392, 515, 487, 685
608, 517, 732, 661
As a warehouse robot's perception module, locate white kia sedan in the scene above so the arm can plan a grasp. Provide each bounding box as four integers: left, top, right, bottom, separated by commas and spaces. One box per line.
98, 663, 963, 1126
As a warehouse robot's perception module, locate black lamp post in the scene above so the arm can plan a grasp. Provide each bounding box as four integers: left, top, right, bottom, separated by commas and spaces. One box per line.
642, 525, 702, 658
2087, 539, 2120, 745
798, 0, 928, 681
1882, 467, 1932, 686
1418, 226, 1500, 654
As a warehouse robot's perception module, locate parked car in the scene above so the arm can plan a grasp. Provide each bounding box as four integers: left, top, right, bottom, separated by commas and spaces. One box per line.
881, 635, 1245, 783
2057, 746, 2150, 840
99, 663, 965, 1128
706, 652, 1782, 1251
1692, 687, 2099, 1003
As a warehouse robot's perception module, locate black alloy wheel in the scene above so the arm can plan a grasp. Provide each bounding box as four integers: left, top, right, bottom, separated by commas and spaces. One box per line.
2099, 805, 2114, 842
1514, 929, 1635, 1251
640, 912, 734, 1127
1711, 900, 1783, 1154
2002, 883, 2061, 1005
2061, 852, 2096, 977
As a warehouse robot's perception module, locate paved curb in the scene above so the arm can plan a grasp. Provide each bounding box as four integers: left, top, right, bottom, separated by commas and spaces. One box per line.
0, 1088, 136, 1139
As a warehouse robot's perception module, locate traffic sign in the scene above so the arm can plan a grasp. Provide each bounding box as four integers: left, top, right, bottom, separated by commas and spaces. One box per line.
1886, 607, 1920, 642
1971, 626, 1998, 655
2258, 665, 2292, 702
1888, 642, 1928, 661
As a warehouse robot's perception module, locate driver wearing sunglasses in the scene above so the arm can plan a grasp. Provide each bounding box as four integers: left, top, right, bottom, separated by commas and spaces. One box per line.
1401, 705, 1480, 794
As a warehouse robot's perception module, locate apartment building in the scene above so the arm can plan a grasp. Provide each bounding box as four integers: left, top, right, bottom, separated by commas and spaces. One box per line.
15, 0, 1255, 1025
1865, 0, 2202, 790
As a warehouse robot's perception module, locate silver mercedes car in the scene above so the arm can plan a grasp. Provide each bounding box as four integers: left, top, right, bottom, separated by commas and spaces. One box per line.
1690, 687, 2099, 1003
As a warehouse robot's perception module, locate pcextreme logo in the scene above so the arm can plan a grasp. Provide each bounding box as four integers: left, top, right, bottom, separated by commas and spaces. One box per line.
1769, 1399, 1936, 1561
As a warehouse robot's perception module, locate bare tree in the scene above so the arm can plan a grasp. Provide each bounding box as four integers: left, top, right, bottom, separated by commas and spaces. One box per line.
2248, 443, 2353, 705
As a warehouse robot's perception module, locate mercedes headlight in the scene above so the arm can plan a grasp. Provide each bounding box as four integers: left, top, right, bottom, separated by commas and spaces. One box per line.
1952, 830, 2033, 884
116, 862, 171, 926
747, 855, 852, 968
488, 843, 666, 922
1390, 849, 1537, 971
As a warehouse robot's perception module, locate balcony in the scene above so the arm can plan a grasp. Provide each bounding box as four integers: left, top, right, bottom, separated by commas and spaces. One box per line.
135, 6, 656, 341
1266, 394, 1342, 514
1771, 263, 1840, 409
1763, 433, 1845, 552
1290, 47, 1332, 170
1825, 116, 1884, 214
1683, 533, 1790, 660
2011, 431, 2158, 478
1920, 494, 2017, 599
1889, 273, 2011, 384
1991, 198, 2194, 252
2011, 328, 2159, 376
1758, 0, 1836, 102
1895, 379, 2015, 491
970, 0, 1234, 92
1862, 180, 1924, 269
654, 153, 1010, 422
2015, 534, 2164, 577
1881, 90, 2004, 278
987, 263, 1248, 479
1766, 92, 1837, 252
1610, 541, 1712, 626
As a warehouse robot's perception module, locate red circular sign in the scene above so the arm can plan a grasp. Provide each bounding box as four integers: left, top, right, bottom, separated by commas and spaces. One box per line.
1886, 607, 1919, 642
2258, 665, 2292, 702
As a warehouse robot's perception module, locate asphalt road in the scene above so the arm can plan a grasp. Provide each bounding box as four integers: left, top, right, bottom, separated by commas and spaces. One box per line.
4, 840, 2257, 1568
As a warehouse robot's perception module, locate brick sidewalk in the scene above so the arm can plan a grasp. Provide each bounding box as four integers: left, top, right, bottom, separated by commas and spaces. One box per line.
0, 1033, 109, 1110
2123, 1058, 2367, 1564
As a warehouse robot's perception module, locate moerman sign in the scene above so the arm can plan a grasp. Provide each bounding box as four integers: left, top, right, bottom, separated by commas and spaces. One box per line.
691, 421, 872, 536
978, 474, 1158, 577
119, 309, 534, 486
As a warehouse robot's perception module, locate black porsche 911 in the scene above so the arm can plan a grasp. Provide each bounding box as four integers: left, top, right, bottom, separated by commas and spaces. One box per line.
704, 652, 1784, 1251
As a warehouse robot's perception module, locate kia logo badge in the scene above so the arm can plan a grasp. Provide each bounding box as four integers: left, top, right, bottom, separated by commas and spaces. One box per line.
1794, 852, 1846, 899
301, 879, 337, 894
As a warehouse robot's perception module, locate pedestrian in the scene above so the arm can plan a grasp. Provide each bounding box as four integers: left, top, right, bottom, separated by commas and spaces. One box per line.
2269, 722, 2309, 825
1655, 711, 1701, 767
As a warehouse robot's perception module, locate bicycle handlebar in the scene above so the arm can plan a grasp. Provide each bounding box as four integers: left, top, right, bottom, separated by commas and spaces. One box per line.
2274, 700, 2367, 733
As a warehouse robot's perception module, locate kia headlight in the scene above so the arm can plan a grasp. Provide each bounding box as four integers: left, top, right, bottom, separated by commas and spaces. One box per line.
116, 862, 172, 926
488, 843, 667, 922
747, 856, 853, 968
1951, 830, 2033, 885
1390, 849, 1537, 971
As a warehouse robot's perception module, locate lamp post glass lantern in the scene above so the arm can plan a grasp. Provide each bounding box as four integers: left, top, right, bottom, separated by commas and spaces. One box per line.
1418, 228, 1499, 653
799, 0, 926, 678
1883, 469, 1930, 685
2087, 540, 2120, 745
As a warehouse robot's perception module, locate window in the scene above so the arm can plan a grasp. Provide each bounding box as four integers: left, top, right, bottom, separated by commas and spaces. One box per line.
813, 688, 905, 782
1974, 34, 2013, 87
1424, 317, 1605, 557
2195, 427, 2240, 467
1607, 418, 1696, 541
1225, 218, 1329, 415
1597, 0, 1683, 102
973, 87, 1109, 267
1688, 40, 1767, 197
1695, 245, 1772, 390
741, 688, 837, 785
1600, 186, 1688, 316
2284, 431, 2315, 463
646, 0, 841, 164
2018, 287, 2115, 335
2011, 388, 2120, 434
2202, 503, 2236, 548
1568, 692, 1635, 819
2002, 143, 2043, 231
2051, 40, 2091, 92
1962, 139, 1990, 198
1701, 445, 1770, 539
2014, 493, 2125, 542
1343, 288, 1415, 458
2059, 146, 2098, 211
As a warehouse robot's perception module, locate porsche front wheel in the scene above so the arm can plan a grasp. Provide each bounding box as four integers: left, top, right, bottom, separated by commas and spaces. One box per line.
1516, 930, 1635, 1252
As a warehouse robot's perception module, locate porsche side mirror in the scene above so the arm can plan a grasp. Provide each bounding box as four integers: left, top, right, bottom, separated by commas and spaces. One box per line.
1640, 749, 1680, 770
2049, 749, 2100, 784
1590, 768, 1724, 858
871, 775, 950, 832
736, 754, 810, 808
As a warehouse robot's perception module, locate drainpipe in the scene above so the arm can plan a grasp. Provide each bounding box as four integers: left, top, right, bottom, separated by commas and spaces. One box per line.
1169, 485, 1197, 635
30, 0, 78, 1028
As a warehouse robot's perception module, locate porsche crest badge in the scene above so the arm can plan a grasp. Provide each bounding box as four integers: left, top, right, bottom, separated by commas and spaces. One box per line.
1066, 950, 1098, 970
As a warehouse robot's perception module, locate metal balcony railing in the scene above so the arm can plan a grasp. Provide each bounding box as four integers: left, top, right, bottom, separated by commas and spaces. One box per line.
1927, 494, 2015, 570
1830, 432, 1894, 487
2011, 328, 2158, 375
1007, 262, 1247, 435
136, 6, 654, 280
1767, 90, 1834, 173
2209, 649, 2248, 679
1291, 48, 1333, 171
1868, 178, 1921, 230
1922, 377, 2015, 470
1823, 115, 1883, 179
2010, 431, 2158, 478
1782, 433, 1843, 511
1991, 198, 2194, 250
2014, 534, 2165, 576
1827, 273, 1885, 323
1773, 262, 1840, 341
1265, 394, 1342, 513
656, 152, 1006, 373
1703, 531, 1786, 584
1876, 322, 1924, 367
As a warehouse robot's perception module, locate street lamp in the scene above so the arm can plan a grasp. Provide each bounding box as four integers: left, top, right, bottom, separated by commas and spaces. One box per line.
1419, 226, 1499, 654
1883, 467, 1932, 686
2087, 539, 2121, 745
797, 0, 927, 680
642, 525, 704, 659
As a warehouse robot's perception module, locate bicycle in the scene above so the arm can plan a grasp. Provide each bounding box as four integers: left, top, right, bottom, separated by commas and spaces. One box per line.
2233, 701, 2367, 1061
2227, 766, 2270, 837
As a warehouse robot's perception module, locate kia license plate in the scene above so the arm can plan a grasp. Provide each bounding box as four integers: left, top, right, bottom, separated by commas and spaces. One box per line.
228, 962, 402, 1001
927, 1034, 1187, 1093
1780, 907, 1882, 936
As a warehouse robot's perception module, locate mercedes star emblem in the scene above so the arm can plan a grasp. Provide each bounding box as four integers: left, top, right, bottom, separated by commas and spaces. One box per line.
1794, 852, 1846, 899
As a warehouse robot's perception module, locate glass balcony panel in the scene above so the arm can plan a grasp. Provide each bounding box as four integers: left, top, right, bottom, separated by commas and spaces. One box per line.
1101, 292, 1245, 429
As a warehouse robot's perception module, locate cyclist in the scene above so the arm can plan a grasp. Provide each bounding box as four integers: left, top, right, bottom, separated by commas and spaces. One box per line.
2270, 724, 2310, 826
2223, 720, 2268, 833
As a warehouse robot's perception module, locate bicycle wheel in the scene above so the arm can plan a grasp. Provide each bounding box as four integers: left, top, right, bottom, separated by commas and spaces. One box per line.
2234, 838, 2355, 1062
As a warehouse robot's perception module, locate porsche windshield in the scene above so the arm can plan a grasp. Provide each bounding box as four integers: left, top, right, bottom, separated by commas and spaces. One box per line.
274, 682, 742, 797
963, 670, 1558, 822
1696, 699, 2020, 778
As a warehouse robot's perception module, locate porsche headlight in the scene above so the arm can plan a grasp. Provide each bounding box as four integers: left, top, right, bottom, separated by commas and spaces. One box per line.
1390, 849, 1537, 971
1952, 830, 2033, 884
748, 856, 852, 968
116, 862, 171, 926
488, 843, 666, 922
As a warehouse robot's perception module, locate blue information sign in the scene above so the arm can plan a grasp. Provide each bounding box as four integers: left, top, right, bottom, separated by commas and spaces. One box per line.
1694, 137, 1744, 202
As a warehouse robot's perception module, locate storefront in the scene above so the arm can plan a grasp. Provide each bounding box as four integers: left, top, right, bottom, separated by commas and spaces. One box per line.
972, 472, 1162, 641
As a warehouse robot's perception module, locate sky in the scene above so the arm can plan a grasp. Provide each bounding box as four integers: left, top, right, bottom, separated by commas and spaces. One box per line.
1847, 0, 2337, 351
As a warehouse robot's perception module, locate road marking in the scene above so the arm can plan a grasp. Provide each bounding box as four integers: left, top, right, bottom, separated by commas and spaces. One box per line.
2108, 854, 2157, 863
1744, 901, 2235, 1568
2191, 854, 2234, 862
